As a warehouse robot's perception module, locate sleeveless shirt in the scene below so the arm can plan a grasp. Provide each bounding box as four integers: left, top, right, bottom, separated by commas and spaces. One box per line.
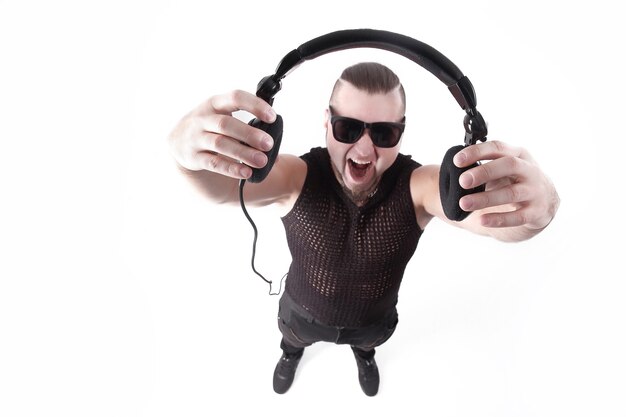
281, 147, 423, 327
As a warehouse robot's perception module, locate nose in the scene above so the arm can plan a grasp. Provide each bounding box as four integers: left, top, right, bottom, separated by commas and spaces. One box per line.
352, 128, 376, 155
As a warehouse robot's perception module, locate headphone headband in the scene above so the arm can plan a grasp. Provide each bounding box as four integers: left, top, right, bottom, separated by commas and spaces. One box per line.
292, 29, 462, 85
259, 29, 478, 112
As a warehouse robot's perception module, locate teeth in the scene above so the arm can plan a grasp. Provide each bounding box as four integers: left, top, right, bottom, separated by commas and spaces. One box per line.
350, 159, 371, 165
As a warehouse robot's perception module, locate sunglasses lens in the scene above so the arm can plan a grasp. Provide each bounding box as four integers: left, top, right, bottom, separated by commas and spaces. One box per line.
333, 119, 363, 143
371, 124, 403, 148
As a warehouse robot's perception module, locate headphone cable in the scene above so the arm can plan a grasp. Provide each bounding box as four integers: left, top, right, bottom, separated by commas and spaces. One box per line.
238, 179, 285, 296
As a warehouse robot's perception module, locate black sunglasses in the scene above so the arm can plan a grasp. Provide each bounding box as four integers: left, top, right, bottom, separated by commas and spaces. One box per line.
328, 106, 406, 148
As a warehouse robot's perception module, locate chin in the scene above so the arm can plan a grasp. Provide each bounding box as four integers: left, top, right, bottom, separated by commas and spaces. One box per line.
343, 167, 380, 200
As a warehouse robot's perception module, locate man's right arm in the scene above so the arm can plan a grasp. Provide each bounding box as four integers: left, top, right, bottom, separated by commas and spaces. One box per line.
168, 90, 305, 208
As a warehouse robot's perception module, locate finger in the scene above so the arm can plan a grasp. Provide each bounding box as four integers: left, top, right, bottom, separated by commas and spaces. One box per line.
209, 90, 276, 123
198, 132, 268, 169
202, 114, 274, 152
459, 183, 531, 211
479, 207, 531, 228
454, 140, 527, 168
196, 151, 252, 179
459, 156, 531, 189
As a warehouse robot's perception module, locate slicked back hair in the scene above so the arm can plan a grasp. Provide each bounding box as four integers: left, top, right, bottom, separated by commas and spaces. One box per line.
330, 62, 406, 114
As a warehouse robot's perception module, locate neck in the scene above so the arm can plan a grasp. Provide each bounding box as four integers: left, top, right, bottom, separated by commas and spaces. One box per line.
331, 163, 380, 206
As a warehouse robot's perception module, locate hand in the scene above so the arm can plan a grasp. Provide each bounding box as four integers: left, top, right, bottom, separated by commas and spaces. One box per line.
453, 140, 559, 231
168, 90, 276, 179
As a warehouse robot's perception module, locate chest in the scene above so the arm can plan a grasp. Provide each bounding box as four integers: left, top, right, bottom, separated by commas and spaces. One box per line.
283, 193, 420, 261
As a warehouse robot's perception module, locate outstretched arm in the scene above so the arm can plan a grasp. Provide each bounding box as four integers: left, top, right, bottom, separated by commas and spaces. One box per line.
168, 90, 305, 209
452, 140, 560, 242
415, 140, 560, 242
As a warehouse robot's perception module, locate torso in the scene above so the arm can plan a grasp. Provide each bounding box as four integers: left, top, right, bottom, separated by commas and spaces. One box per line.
280, 147, 424, 327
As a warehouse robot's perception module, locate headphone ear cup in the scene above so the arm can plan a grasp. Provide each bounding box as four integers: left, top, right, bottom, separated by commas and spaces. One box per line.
439, 144, 485, 221
247, 115, 283, 183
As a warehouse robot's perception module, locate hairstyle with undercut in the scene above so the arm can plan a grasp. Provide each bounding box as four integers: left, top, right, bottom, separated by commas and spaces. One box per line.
330, 62, 406, 114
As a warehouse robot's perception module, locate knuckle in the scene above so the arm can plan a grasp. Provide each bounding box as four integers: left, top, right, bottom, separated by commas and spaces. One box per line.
516, 211, 528, 226
242, 123, 265, 147
228, 89, 240, 101
229, 89, 245, 105
503, 155, 525, 175
478, 162, 492, 180
211, 134, 228, 152
491, 140, 506, 154
505, 155, 519, 171
479, 192, 491, 209
509, 184, 526, 203
228, 163, 243, 177
204, 154, 220, 172
517, 145, 529, 157
487, 213, 505, 228
214, 114, 229, 132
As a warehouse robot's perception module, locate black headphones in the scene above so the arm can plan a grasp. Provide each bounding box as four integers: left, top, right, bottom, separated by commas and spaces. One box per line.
245, 28, 488, 221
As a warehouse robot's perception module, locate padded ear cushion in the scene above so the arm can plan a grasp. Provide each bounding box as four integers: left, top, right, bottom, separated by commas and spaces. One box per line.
439, 144, 486, 221
247, 115, 283, 183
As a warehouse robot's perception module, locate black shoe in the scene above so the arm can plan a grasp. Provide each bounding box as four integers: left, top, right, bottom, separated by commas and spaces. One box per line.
353, 352, 379, 396
273, 353, 302, 394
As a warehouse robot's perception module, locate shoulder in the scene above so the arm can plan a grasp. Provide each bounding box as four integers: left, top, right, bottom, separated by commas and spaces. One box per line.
409, 164, 441, 229
293, 146, 334, 187
299, 146, 329, 167
388, 153, 422, 187
393, 153, 421, 173
377, 153, 421, 188
410, 163, 438, 183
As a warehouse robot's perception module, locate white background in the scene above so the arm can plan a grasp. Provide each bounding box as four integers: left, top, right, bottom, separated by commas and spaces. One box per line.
1, 0, 624, 416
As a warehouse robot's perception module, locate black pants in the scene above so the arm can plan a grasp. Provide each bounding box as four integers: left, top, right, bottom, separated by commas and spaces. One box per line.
277, 292, 399, 359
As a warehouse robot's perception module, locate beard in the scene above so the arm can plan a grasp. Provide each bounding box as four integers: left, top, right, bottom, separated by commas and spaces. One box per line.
330, 159, 380, 206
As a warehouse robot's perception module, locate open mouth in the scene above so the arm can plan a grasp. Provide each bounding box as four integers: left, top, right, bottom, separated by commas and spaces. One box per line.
348, 158, 372, 180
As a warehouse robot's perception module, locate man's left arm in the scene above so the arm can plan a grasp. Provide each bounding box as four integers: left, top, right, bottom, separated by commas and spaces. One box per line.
450, 140, 560, 242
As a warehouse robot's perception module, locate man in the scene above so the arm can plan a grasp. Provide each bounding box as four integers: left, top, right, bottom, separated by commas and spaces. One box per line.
168, 62, 559, 396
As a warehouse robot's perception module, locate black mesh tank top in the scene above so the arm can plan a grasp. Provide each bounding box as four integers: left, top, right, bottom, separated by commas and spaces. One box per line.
281, 147, 423, 327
